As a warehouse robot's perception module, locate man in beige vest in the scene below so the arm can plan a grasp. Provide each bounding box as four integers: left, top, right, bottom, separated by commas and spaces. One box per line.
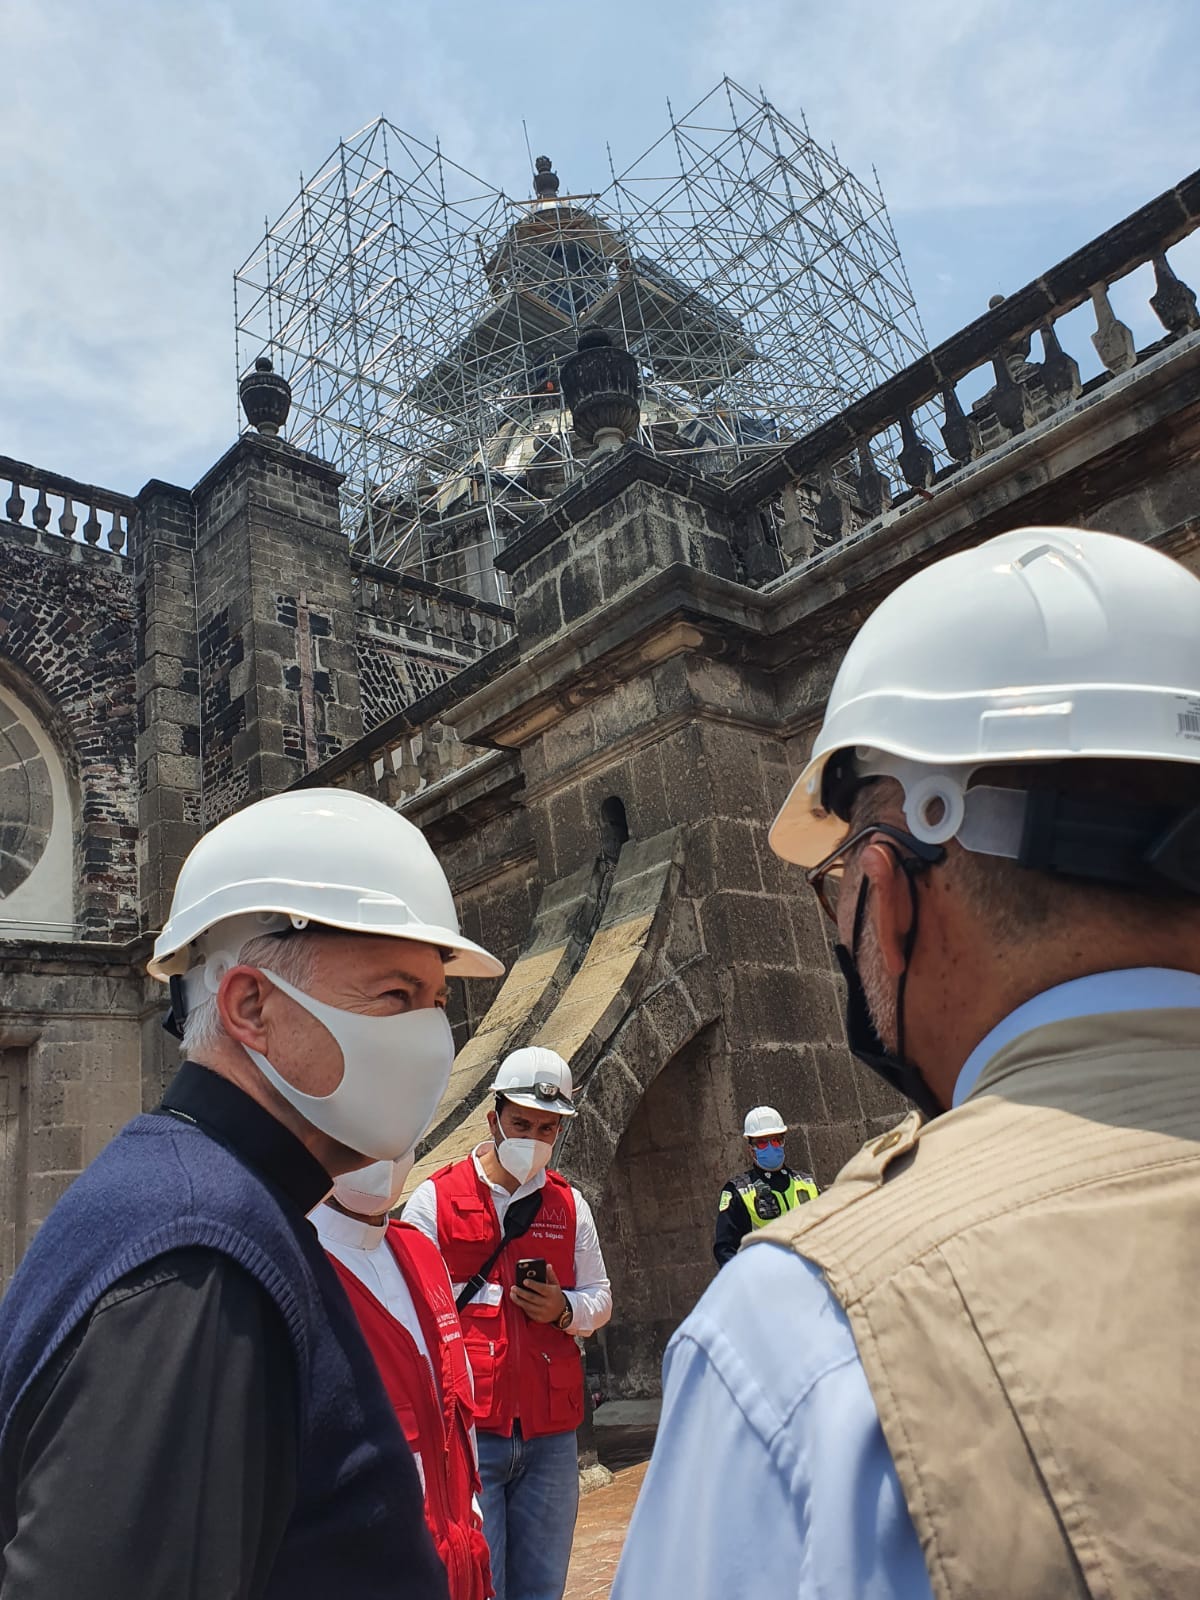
615, 527, 1200, 1599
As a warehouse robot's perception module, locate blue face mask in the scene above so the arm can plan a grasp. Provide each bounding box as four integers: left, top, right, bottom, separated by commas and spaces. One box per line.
754, 1141, 785, 1172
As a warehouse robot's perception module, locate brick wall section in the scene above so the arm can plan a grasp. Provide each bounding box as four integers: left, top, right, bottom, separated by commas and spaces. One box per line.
191, 435, 363, 814
355, 631, 455, 728
0, 523, 138, 940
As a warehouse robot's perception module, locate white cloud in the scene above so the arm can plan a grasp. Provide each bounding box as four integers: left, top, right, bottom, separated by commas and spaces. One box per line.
690, 0, 1200, 213
2, 0, 1197, 494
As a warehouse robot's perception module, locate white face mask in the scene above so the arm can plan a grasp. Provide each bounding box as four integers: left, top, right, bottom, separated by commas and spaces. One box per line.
331, 1154, 414, 1217
246, 969, 453, 1161
495, 1133, 553, 1186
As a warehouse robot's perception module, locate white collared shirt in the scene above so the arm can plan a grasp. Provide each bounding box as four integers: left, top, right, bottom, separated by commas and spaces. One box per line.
403, 1144, 613, 1334
310, 1201, 436, 1383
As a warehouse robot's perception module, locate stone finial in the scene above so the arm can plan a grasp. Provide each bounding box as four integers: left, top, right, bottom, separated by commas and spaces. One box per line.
560, 330, 641, 454
239, 355, 292, 437
533, 155, 560, 200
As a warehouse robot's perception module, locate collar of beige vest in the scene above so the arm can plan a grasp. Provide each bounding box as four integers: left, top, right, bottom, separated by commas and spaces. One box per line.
954, 966, 1200, 1107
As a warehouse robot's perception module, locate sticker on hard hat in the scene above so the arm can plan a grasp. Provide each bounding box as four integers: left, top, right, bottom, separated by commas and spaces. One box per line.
1175, 695, 1200, 741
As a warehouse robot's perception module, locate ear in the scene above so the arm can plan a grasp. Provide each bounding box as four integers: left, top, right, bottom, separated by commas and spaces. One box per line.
486, 1106, 499, 1140
216, 966, 274, 1053
858, 841, 913, 978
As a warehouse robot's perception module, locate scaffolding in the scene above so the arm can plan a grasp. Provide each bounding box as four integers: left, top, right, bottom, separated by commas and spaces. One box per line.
234, 78, 928, 591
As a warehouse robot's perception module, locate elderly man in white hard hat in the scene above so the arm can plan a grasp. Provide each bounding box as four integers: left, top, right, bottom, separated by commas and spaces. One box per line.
0, 787, 503, 1600
616, 527, 1200, 1600
713, 1106, 818, 1268
405, 1046, 612, 1600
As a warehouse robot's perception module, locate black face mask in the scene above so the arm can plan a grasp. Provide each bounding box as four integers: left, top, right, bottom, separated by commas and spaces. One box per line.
833, 872, 944, 1121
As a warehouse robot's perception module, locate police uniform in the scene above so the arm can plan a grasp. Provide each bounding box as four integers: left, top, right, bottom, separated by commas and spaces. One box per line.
713, 1164, 818, 1267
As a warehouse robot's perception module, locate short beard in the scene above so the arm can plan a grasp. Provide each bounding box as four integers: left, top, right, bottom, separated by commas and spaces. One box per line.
856, 912, 899, 1056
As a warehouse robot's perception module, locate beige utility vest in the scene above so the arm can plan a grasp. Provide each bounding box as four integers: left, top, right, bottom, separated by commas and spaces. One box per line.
747, 1009, 1200, 1599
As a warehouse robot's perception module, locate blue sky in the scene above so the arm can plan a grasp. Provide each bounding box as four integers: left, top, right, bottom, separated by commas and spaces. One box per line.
4, 0, 1199, 495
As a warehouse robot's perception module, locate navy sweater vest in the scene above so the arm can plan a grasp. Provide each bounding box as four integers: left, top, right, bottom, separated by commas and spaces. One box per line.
0, 1111, 448, 1599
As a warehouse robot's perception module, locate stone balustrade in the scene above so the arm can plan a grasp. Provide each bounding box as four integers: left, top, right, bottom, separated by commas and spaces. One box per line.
352, 557, 516, 663
730, 170, 1200, 579
0, 455, 136, 558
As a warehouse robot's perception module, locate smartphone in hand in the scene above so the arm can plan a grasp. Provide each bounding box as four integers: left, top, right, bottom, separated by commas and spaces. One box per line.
515, 1257, 548, 1288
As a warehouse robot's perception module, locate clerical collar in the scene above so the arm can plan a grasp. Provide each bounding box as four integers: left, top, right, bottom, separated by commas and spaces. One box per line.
311, 1200, 389, 1252
158, 1060, 331, 1215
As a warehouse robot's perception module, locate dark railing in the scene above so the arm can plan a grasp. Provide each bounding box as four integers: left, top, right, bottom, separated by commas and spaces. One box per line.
731, 170, 1200, 578
353, 557, 516, 662
0, 455, 136, 558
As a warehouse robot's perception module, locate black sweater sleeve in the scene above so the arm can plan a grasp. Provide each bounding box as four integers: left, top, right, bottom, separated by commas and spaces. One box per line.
713, 1184, 753, 1268
1, 1247, 298, 1600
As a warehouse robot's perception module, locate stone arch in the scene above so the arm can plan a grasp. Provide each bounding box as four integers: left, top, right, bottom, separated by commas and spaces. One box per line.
591, 1022, 733, 1397
0, 664, 77, 940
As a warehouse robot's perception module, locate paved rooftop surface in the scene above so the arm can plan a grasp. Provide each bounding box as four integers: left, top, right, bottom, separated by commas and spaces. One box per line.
563, 1460, 649, 1600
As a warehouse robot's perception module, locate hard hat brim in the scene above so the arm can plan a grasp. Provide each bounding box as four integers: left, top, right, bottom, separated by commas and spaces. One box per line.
149, 879, 504, 982
497, 1089, 577, 1117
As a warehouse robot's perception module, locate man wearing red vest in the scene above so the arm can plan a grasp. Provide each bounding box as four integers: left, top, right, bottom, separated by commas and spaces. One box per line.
405, 1049, 612, 1600
313, 1158, 493, 1600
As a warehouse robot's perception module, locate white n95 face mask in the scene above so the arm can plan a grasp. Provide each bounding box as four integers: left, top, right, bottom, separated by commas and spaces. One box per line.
331, 1154, 414, 1216
496, 1135, 553, 1186
246, 969, 453, 1161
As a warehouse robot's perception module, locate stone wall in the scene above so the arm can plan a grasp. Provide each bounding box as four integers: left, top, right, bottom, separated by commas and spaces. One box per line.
0, 524, 138, 941
0, 944, 143, 1291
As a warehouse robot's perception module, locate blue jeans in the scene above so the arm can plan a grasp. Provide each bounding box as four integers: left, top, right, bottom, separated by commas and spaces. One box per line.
476, 1425, 579, 1600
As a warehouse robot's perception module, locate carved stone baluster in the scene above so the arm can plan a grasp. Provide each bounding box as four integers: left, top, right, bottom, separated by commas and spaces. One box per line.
1149, 253, 1200, 335
855, 440, 891, 519
5, 481, 25, 524
376, 745, 402, 805
897, 414, 935, 492
397, 736, 421, 795
32, 489, 51, 530
815, 471, 852, 542
58, 496, 78, 538
477, 617, 495, 651
990, 353, 1035, 436
82, 506, 102, 545
939, 385, 976, 464
109, 512, 127, 554
778, 480, 814, 565
460, 609, 478, 648
417, 728, 441, 785
1090, 284, 1136, 375
1039, 322, 1082, 407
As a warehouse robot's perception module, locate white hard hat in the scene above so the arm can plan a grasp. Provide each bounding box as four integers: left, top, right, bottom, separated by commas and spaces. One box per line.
490, 1047, 576, 1117
771, 527, 1200, 867
743, 1105, 787, 1138
149, 787, 503, 981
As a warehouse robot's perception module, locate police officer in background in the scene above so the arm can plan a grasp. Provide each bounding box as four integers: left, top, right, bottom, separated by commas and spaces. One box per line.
713, 1107, 818, 1267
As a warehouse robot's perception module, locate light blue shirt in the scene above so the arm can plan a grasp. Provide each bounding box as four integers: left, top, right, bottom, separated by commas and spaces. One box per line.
612, 968, 1200, 1600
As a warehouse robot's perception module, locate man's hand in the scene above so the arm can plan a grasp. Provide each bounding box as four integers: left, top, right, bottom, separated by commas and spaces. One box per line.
510, 1261, 570, 1325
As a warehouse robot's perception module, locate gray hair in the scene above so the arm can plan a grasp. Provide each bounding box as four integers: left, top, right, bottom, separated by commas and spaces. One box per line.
180, 930, 320, 1057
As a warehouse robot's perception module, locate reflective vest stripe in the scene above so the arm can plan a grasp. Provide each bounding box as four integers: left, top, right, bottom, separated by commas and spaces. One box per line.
735, 1171, 819, 1228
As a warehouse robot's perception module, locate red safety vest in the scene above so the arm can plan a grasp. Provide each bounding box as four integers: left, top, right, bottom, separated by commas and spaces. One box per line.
430, 1159, 583, 1440
328, 1221, 492, 1600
